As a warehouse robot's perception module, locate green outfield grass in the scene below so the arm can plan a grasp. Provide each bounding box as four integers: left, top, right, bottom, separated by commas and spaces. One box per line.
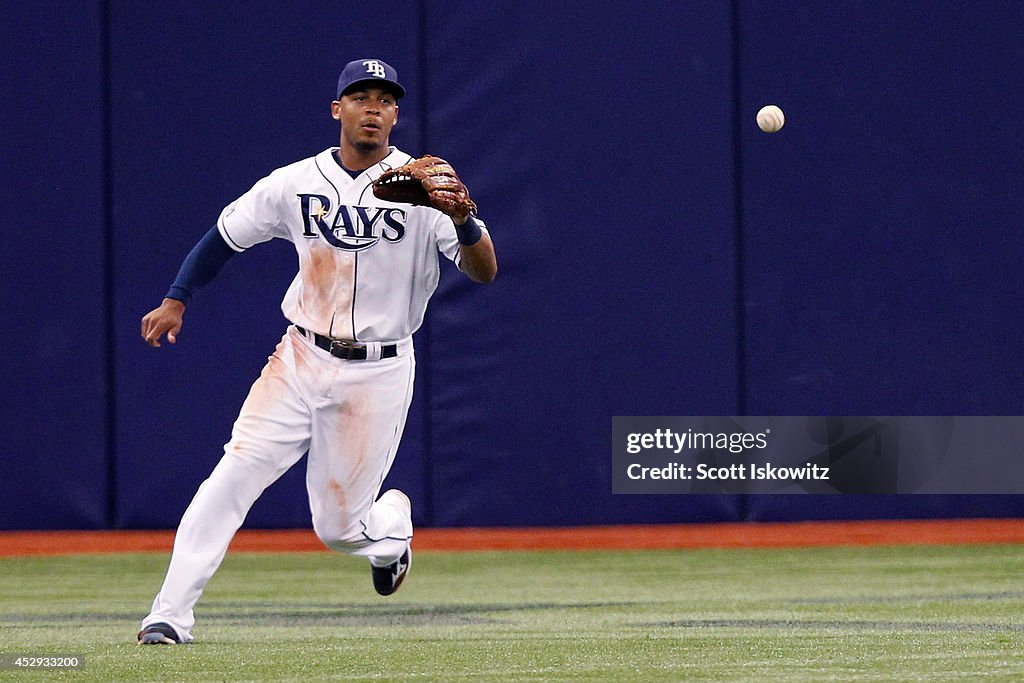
1, 544, 1023, 681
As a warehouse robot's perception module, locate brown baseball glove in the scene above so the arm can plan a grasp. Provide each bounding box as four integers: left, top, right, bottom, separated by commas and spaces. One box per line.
373, 155, 478, 223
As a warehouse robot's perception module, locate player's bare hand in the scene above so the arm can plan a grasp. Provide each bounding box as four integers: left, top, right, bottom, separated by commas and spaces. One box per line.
141, 298, 186, 347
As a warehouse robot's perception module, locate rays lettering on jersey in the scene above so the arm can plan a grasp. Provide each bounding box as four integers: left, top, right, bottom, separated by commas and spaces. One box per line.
298, 194, 406, 251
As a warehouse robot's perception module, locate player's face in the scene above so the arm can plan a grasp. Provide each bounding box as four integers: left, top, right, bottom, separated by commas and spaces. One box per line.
332, 88, 399, 152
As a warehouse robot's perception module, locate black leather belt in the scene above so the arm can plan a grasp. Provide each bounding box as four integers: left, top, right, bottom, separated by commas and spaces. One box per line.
295, 326, 397, 361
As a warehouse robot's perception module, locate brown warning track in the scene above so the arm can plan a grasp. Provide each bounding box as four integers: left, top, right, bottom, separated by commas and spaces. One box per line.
1, 519, 1022, 557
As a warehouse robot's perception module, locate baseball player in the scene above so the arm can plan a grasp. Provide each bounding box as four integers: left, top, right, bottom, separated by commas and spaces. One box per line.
136, 58, 496, 645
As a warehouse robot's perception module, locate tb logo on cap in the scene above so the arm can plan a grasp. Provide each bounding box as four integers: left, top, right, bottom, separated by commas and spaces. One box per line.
363, 60, 387, 78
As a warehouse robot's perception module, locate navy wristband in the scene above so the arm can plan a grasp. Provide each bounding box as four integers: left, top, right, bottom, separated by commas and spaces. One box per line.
455, 215, 483, 246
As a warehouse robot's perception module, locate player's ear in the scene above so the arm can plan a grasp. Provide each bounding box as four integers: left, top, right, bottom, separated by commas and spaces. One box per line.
393, 105, 399, 126
330, 100, 342, 121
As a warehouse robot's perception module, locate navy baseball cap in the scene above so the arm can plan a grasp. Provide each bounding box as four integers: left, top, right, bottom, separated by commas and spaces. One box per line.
336, 59, 405, 100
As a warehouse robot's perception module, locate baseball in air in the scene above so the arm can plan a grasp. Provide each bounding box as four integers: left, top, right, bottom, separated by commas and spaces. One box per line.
756, 105, 785, 133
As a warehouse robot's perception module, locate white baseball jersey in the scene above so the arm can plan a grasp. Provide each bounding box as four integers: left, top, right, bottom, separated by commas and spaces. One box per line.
216, 146, 487, 342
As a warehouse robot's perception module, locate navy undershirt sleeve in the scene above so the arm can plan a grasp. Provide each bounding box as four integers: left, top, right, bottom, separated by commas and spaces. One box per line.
165, 225, 238, 305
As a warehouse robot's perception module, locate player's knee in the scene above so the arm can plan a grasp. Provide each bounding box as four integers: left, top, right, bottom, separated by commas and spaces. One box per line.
312, 519, 368, 554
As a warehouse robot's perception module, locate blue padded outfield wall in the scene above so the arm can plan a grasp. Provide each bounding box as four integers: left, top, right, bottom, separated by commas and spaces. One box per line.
1, 1, 1022, 530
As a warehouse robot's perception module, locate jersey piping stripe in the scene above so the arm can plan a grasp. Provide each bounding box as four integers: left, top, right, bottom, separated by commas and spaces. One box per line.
350, 179, 379, 342
346, 153, 411, 342
351, 252, 359, 341
311, 151, 416, 340
313, 153, 342, 202
313, 154, 349, 339
217, 216, 247, 252
313, 153, 343, 220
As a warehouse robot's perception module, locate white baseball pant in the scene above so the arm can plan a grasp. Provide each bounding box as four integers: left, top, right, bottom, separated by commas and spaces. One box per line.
141, 326, 415, 642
